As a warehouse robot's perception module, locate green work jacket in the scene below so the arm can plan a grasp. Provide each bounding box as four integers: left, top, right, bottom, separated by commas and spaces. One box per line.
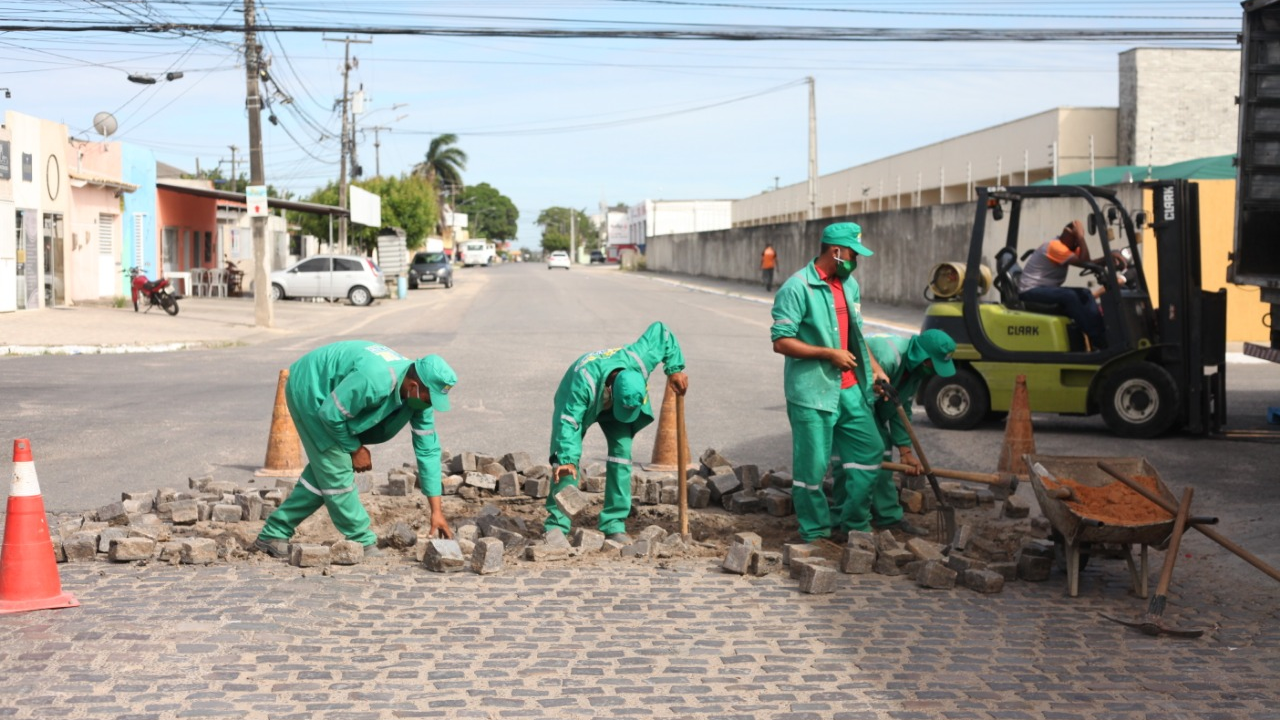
549, 321, 686, 467
770, 260, 875, 412
866, 334, 924, 449
286, 341, 444, 496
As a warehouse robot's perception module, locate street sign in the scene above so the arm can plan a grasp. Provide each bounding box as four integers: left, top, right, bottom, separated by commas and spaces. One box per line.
247, 185, 268, 217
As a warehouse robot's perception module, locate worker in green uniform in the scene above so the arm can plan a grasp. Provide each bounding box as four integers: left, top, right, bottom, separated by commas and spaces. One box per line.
863, 330, 957, 534
253, 341, 458, 558
547, 322, 688, 543
771, 222, 890, 543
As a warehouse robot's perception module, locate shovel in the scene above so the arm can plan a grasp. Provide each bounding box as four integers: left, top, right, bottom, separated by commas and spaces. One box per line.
875, 380, 957, 545
1102, 487, 1207, 638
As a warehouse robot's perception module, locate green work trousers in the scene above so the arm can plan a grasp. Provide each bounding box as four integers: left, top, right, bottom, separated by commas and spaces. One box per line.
787, 384, 885, 541
545, 416, 634, 536
259, 397, 377, 547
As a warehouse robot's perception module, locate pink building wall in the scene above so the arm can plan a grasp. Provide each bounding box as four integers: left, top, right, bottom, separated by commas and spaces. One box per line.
65, 141, 123, 301
156, 187, 217, 275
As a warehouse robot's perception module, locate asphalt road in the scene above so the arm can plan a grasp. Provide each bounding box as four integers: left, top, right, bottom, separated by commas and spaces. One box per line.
3, 262, 1279, 567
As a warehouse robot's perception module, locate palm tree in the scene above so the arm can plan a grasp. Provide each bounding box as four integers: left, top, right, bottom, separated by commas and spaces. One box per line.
413, 134, 468, 232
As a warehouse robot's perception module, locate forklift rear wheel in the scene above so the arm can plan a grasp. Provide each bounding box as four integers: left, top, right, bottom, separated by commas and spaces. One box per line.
922, 368, 990, 430
1099, 362, 1179, 438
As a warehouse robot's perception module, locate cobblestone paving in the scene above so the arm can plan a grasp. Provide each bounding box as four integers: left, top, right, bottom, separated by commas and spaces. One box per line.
0, 556, 1276, 720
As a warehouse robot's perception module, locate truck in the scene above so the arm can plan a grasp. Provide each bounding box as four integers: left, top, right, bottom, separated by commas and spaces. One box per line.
1232, 0, 1280, 363
460, 239, 495, 267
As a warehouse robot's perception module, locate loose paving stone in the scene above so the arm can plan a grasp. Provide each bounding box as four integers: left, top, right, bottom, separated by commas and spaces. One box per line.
1029, 515, 1053, 537
721, 543, 754, 575
50, 535, 65, 562
762, 487, 793, 517
525, 542, 571, 562
569, 528, 605, 553
496, 471, 521, 497
580, 474, 606, 493
97, 527, 128, 552
732, 532, 763, 550
210, 504, 242, 523
464, 471, 498, 491
989, 561, 1018, 581
553, 484, 591, 517
906, 537, 946, 562
733, 464, 760, 493
543, 528, 572, 551
424, 539, 466, 572
619, 539, 653, 558
875, 530, 902, 553
946, 553, 985, 574
480, 462, 506, 479
1021, 538, 1056, 558
762, 469, 793, 489
522, 475, 550, 498
726, 492, 763, 514
383, 521, 417, 550
916, 559, 958, 589
874, 547, 915, 576
489, 527, 528, 557
840, 547, 876, 574
783, 543, 816, 567
329, 540, 363, 565
472, 537, 504, 574
454, 524, 480, 544
899, 488, 924, 514
795, 560, 840, 594
501, 451, 534, 473
64, 532, 97, 562
289, 543, 329, 568
637, 525, 668, 544
964, 568, 1006, 593
847, 530, 877, 553
748, 550, 783, 576
686, 482, 711, 509
96, 500, 129, 526
1017, 553, 1053, 582
180, 538, 218, 565
441, 474, 464, 495
169, 499, 199, 525
707, 473, 742, 504
107, 536, 155, 562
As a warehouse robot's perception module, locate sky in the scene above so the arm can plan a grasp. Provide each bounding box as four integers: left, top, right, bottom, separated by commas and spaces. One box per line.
1, 1, 1240, 249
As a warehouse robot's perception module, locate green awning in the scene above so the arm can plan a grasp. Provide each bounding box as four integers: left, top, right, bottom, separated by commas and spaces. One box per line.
1034, 154, 1237, 186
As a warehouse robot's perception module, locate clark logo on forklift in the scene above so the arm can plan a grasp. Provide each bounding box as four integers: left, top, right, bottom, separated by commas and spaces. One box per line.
1008, 326, 1040, 336
1162, 186, 1176, 222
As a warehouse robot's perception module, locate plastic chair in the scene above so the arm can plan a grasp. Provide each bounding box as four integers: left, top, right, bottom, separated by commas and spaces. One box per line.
191, 268, 210, 297
208, 268, 226, 298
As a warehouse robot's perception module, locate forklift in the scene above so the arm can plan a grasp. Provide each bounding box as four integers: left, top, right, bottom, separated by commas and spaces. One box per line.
918, 180, 1227, 438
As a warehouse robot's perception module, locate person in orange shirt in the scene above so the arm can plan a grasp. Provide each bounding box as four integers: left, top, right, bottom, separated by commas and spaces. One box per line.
1017, 220, 1107, 349
760, 243, 778, 292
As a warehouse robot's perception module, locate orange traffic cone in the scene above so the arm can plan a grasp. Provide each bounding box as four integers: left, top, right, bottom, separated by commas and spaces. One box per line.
997, 374, 1036, 474
0, 439, 79, 614
255, 369, 304, 478
645, 381, 679, 471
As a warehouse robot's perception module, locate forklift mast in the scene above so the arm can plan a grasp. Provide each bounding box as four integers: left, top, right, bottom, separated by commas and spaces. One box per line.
1143, 179, 1228, 434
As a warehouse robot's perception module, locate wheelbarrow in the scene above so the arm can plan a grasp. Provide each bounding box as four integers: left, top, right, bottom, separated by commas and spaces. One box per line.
1024, 454, 1176, 598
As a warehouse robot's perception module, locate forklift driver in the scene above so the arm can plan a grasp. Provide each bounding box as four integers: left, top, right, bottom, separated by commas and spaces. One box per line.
1016, 220, 1108, 350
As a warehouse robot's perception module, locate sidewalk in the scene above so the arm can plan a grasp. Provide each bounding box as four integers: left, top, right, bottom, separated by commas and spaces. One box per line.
0, 295, 397, 356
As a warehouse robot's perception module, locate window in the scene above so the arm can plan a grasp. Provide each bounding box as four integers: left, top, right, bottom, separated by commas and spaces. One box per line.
295, 257, 330, 272
97, 214, 114, 254
334, 257, 364, 272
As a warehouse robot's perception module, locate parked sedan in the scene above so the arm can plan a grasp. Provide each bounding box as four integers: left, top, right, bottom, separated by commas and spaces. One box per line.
270, 254, 388, 306
547, 251, 571, 270
408, 251, 454, 290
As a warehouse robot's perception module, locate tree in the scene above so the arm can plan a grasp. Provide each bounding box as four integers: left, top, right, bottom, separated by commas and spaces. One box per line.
412, 133, 468, 232
536, 207, 597, 254
455, 182, 519, 241
296, 174, 439, 253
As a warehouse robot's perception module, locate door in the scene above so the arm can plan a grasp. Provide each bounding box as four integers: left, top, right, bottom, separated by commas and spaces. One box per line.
42, 213, 63, 306
98, 214, 116, 297
330, 256, 365, 299
288, 256, 330, 297
163, 227, 178, 272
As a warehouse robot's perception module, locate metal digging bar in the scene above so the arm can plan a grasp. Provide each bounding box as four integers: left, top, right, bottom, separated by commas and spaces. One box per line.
874, 380, 958, 545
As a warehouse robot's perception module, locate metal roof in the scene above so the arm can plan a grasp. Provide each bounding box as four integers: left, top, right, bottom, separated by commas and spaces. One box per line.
156, 181, 348, 217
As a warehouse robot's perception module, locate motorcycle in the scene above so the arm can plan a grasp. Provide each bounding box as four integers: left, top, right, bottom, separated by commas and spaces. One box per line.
127, 267, 180, 316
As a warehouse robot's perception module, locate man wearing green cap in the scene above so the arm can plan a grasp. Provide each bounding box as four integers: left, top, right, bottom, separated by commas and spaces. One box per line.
860, 329, 958, 534
546, 322, 688, 542
771, 221, 890, 542
253, 341, 458, 558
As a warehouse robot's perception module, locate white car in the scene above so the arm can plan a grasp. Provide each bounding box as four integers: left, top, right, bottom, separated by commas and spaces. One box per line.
547, 251, 571, 270
270, 254, 388, 306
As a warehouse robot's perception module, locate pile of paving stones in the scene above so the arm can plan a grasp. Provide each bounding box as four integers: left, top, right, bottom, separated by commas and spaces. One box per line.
44, 444, 1059, 586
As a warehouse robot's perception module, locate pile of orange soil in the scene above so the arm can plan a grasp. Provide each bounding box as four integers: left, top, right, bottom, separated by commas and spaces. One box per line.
1042, 474, 1173, 526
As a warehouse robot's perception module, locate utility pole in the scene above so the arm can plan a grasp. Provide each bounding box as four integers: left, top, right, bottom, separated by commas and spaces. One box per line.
242, 0, 272, 328
366, 126, 393, 177
324, 36, 371, 253
806, 76, 818, 222
228, 145, 239, 192
570, 210, 576, 264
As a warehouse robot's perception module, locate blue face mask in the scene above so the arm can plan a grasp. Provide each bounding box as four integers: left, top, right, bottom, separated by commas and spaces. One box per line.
406, 384, 431, 411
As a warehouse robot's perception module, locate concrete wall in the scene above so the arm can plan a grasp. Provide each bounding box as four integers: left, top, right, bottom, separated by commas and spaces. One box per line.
121, 144, 158, 296
1119, 48, 1240, 167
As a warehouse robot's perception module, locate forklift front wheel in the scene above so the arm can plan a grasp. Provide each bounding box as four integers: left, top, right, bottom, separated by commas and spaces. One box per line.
1099, 362, 1179, 439
922, 368, 990, 430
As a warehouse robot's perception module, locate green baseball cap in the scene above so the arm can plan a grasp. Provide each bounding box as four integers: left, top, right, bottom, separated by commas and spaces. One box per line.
612, 369, 647, 424
821, 222, 874, 256
413, 354, 457, 411
909, 329, 957, 377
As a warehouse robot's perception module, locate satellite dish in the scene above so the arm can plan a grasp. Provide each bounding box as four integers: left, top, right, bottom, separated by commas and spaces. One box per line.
92, 111, 118, 137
